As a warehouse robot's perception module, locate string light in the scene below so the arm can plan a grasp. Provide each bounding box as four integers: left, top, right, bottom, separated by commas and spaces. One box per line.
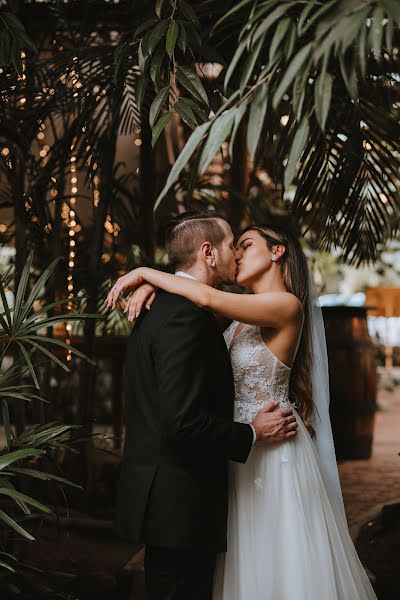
66, 146, 78, 361
93, 171, 100, 207
104, 214, 120, 237
18, 50, 27, 108
36, 122, 49, 166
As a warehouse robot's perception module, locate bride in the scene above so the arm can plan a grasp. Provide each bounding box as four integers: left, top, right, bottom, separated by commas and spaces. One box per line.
107, 223, 377, 599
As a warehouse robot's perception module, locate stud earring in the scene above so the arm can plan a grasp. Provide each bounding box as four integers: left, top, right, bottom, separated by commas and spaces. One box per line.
210, 258, 216, 267
271, 254, 278, 262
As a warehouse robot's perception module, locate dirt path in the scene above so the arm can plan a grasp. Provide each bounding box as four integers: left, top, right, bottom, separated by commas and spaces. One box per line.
339, 368, 400, 530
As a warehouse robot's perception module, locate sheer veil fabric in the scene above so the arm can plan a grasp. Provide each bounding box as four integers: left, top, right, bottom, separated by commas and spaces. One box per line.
308, 274, 346, 518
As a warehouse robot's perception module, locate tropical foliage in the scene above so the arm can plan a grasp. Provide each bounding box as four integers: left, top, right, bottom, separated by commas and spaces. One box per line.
1, 1, 399, 261
0, 253, 97, 580
130, 0, 400, 265
0, 1, 147, 435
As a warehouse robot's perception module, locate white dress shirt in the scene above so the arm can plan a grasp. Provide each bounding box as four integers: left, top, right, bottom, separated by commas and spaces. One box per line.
175, 270, 257, 445
175, 270, 197, 280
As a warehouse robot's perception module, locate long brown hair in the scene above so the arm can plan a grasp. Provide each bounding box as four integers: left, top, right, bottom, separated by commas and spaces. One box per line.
241, 224, 314, 436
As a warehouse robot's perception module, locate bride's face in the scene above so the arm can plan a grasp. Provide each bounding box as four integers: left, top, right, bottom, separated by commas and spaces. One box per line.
235, 230, 273, 287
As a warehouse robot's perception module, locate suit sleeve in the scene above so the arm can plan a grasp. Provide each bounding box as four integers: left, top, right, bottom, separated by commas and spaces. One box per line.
154, 304, 253, 463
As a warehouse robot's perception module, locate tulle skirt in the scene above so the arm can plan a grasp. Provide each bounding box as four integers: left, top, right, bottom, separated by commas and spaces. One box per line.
213, 410, 377, 600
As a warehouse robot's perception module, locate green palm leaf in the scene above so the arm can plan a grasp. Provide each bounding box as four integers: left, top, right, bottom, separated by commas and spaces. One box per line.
0, 449, 44, 471
10, 468, 82, 490
23, 335, 96, 365
0, 277, 13, 331
14, 256, 60, 329
12, 253, 33, 335
15, 342, 39, 389
12, 423, 78, 448
0, 477, 31, 514
0, 508, 34, 541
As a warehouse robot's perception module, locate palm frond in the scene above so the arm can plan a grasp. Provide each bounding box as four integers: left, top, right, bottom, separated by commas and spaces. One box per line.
153, 0, 400, 263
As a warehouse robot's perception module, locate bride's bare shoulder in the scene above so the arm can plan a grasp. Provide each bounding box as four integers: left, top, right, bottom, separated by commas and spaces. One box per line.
259, 291, 303, 320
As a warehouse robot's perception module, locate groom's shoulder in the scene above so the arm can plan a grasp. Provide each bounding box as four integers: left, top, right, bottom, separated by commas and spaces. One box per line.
143, 292, 218, 337
154, 290, 203, 315
149, 292, 215, 328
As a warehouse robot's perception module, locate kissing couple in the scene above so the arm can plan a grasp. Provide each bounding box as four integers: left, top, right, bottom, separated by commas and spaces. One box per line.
107, 210, 377, 600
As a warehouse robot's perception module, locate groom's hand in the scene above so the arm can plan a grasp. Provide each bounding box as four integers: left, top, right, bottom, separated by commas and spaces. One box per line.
251, 402, 298, 445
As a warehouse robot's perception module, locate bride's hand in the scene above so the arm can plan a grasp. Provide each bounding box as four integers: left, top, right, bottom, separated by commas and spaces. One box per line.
124, 284, 157, 321
106, 268, 146, 309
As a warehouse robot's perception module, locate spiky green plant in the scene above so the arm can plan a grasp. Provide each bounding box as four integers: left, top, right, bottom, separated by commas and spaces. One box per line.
0, 251, 101, 574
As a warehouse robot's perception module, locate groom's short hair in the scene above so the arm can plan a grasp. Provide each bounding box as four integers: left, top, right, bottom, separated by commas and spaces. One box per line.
165, 209, 227, 271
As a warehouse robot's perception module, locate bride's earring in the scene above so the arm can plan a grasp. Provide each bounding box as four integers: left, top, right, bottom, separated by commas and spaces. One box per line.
271, 254, 278, 262
210, 258, 216, 268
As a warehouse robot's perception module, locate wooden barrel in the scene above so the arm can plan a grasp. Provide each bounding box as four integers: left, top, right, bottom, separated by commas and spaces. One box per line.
322, 306, 377, 460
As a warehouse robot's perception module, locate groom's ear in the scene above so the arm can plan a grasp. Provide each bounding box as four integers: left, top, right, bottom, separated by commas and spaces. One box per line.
200, 241, 213, 261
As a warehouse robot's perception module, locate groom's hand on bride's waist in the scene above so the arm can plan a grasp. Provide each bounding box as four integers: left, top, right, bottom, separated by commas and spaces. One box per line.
251, 402, 298, 445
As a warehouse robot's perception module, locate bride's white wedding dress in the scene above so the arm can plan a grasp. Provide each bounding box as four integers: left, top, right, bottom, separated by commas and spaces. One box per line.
213, 321, 378, 600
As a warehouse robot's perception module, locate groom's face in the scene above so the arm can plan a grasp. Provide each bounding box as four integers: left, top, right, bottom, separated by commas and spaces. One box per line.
213, 219, 238, 285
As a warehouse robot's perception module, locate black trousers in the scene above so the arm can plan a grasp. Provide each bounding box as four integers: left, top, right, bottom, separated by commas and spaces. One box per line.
144, 545, 217, 600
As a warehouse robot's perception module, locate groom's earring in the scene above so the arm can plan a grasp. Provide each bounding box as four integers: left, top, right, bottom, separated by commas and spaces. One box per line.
271, 254, 278, 262
210, 258, 216, 267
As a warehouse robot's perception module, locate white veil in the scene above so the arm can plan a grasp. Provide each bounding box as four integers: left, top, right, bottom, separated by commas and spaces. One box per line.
308, 274, 347, 520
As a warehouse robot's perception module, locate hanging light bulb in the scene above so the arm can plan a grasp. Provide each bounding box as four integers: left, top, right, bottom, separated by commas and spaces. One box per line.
93, 168, 100, 207
65, 151, 79, 360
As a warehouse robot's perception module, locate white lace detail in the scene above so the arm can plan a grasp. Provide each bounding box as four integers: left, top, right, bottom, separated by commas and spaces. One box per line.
224, 321, 293, 424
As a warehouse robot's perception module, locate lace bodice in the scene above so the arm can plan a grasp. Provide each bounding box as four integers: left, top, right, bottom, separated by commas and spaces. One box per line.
224, 320, 293, 424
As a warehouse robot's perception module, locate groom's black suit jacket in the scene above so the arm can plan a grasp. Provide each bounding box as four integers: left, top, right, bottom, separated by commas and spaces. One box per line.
113, 290, 253, 552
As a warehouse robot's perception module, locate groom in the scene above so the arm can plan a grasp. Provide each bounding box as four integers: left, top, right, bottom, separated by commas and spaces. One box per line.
113, 210, 298, 600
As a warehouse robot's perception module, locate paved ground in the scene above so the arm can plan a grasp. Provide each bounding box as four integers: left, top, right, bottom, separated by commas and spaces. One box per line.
339, 368, 400, 531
